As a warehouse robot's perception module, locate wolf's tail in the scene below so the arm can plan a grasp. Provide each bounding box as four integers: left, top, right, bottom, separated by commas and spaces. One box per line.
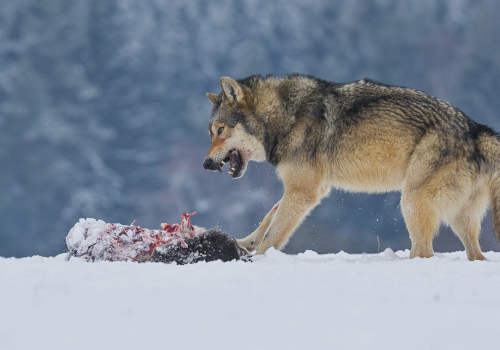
479, 131, 500, 240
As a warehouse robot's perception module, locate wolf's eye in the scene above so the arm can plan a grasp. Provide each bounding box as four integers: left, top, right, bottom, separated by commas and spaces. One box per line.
217, 126, 225, 136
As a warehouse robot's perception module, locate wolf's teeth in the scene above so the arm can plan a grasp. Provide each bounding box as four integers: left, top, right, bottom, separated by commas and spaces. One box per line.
220, 161, 225, 165
231, 167, 235, 171
228, 171, 233, 175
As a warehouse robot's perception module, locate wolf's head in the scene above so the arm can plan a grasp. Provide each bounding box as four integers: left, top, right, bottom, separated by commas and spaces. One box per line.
203, 77, 265, 179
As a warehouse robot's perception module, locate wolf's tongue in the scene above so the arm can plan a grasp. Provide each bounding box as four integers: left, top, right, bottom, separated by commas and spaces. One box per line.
230, 151, 240, 170
230, 152, 236, 168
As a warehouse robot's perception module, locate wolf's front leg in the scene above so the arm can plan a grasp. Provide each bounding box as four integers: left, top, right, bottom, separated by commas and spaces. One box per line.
255, 175, 327, 254
237, 201, 280, 253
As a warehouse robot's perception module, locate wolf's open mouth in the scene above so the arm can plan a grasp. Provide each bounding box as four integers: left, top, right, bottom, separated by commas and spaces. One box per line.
221, 149, 242, 178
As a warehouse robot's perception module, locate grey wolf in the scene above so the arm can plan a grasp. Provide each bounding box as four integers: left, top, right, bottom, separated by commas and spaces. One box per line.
203, 74, 500, 261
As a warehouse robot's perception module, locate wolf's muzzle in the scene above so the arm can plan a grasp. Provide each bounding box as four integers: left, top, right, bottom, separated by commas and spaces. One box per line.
203, 157, 217, 170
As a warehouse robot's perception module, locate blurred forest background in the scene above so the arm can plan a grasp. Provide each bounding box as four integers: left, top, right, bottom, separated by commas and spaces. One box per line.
1, 0, 500, 257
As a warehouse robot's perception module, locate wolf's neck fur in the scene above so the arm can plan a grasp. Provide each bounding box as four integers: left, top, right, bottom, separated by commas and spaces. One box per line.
246, 75, 326, 165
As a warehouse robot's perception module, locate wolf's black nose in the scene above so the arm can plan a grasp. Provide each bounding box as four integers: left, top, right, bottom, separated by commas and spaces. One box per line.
203, 158, 213, 169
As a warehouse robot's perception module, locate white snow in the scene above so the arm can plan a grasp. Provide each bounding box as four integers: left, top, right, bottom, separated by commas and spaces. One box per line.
1, 248, 499, 350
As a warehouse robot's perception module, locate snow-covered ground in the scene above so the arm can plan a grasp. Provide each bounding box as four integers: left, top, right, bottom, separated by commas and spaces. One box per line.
1, 248, 499, 350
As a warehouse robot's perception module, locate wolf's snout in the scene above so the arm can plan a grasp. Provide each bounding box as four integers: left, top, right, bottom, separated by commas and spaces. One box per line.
203, 157, 215, 170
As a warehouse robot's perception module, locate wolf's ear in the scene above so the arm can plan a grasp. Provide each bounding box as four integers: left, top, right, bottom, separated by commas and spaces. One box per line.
206, 93, 219, 105
220, 77, 245, 105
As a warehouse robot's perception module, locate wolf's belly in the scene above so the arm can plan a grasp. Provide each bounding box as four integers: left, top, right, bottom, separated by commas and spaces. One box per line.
326, 144, 409, 193
329, 167, 404, 193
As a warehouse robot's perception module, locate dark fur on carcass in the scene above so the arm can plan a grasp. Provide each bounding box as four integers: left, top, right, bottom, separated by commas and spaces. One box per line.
152, 228, 250, 265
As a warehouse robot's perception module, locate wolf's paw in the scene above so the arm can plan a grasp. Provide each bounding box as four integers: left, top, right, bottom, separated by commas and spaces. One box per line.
236, 238, 257, 254
409, 244, 434, 259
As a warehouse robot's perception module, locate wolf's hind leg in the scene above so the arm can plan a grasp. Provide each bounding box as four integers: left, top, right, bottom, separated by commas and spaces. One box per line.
237, 201, 280, 253
449, 188, 488, 261
401, 189, 439, 259
450, 215, 485, 261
